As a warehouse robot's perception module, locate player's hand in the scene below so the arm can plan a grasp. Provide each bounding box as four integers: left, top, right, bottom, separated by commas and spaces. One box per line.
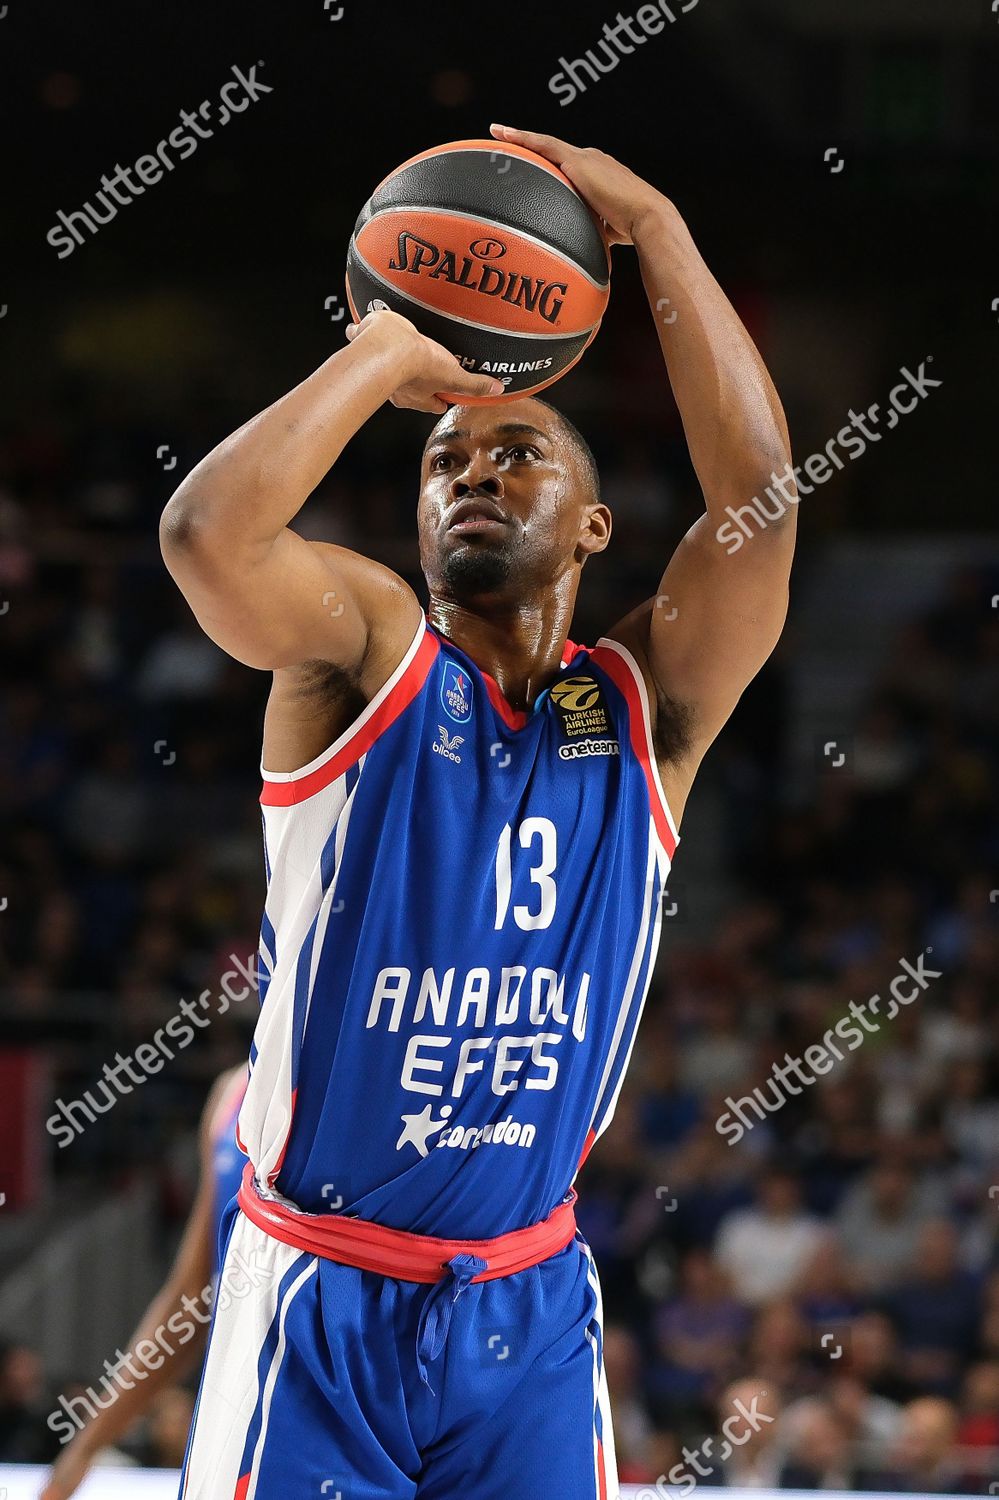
39, 1437, 96, 1500
344, 309, 504, 414
488, 124, 668, 247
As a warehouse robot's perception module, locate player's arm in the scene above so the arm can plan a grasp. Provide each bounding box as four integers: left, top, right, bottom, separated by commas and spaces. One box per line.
627, 198, 794, 760
159, 312, 503, 672
491, 127, 795, 786
39, 1071, 238, 1500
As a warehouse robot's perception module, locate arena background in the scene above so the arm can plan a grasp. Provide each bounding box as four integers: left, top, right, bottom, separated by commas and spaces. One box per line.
2, 0, 998, 1494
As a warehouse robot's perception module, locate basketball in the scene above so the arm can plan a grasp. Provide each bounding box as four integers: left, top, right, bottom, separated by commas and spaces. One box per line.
345, 138, 611, 402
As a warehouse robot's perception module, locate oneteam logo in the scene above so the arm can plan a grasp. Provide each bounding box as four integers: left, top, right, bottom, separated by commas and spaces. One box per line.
434, 725, 464, 763
558, 738, 620, 760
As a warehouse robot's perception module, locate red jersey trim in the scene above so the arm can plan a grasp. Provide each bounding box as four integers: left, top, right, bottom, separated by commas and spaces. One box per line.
577, 1126, 597, 1172
589, 637, 680, 860
260, 617, 438, 806
426, 623, 586, 731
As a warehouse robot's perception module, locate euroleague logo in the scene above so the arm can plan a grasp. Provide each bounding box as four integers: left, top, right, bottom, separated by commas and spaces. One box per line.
551, 674, 617, 756
386, 231, 567, 325
550, 676, 602, 713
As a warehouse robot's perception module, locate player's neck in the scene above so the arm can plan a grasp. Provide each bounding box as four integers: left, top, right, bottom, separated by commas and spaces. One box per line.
427, 596, 574, 713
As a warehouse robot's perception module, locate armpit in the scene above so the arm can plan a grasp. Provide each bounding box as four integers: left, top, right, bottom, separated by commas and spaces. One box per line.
651, 684, 695, 767
287, 658, 366, 716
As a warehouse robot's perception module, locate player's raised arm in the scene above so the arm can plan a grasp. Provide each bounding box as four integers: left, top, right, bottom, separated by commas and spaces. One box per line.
159, 311, 503, 672
629, 195, 794, 752
491, 126, 796, 777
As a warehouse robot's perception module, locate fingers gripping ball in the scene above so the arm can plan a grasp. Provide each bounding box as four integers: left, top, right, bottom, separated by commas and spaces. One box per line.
346, 139, 611, 403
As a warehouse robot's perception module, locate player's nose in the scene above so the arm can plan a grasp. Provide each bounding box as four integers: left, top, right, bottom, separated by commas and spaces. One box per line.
451, 453, 504, 501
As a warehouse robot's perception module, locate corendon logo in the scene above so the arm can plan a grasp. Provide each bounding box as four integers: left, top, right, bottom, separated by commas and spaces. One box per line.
387, 232, 567, 325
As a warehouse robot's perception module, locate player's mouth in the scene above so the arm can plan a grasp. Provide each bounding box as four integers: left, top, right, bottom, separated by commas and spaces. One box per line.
445, 497, 509, 535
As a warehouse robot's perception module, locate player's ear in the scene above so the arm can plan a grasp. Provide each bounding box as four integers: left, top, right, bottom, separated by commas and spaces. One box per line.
578, 502, 611, 560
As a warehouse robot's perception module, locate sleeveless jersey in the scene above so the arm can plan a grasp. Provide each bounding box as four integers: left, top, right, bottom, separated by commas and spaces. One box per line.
209, 1067, 248, 1271
237, 615, 678, 1238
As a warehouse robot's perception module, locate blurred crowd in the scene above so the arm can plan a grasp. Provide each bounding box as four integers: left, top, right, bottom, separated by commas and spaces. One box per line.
579, 567, 999, 1491
1, 391, 998, 1491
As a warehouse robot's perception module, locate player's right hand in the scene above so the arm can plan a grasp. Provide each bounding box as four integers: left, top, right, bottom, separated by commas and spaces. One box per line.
345, 309, 504, 414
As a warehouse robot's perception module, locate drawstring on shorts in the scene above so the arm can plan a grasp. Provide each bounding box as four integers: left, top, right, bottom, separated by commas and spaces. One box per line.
415, 1252, 489, 1393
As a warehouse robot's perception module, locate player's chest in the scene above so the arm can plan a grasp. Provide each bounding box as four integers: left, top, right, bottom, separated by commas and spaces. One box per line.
422, 659, 624, 784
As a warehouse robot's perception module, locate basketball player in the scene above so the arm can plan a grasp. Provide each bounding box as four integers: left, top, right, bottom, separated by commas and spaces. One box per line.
160, 124, 796, 1498
39, 1066, 247, 1500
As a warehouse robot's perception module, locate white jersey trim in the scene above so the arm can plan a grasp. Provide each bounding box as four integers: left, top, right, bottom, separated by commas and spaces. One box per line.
593, 634, 681, 847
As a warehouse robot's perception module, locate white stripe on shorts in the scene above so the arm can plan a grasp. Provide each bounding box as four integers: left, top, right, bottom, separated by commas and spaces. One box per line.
181, 1212, 317, 1499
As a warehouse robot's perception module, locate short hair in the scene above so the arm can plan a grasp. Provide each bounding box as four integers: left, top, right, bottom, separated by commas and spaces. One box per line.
532, 399, 601, 505
424, 398, 601, 504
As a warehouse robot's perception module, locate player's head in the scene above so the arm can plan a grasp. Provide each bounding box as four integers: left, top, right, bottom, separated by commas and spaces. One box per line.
417, 397, 611, 605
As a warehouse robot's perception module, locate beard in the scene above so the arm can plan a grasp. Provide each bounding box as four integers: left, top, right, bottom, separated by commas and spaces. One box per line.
439, 536, 517, 598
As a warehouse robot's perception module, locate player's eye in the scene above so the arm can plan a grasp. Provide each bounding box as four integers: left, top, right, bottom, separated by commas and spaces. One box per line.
505, 444, 541, 464
430, 452, 455, 472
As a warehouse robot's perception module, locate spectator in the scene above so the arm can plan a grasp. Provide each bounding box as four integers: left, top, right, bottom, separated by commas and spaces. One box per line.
712, 1378, 782, 1489
867, 1395, 977, 1494
135, 616, 227, 701
601, 1325, 655, 1481
779, 1398, 859, 1489
795, 1236, 867, 1331
0, 1343, 59, 1463
747, 1300, 812, 1395
649, 1248, 748, 1412
881, 1219, 981, 1398
841, 1312, 910, 1414
714, 1167, 828, 1306
955, 1360, 999, 1486
836, 1155, 947, 1292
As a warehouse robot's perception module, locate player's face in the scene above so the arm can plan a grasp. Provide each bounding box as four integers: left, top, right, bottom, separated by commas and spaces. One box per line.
417, 399, 608, 600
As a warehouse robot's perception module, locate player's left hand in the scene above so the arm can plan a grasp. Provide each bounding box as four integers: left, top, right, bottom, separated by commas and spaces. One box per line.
488, 124, 667, 247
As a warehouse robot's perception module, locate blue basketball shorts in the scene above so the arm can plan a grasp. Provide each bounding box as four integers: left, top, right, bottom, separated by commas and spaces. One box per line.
178, 1200, 617, 1499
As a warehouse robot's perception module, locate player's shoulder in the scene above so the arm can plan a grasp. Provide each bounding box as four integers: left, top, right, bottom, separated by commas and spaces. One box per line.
308, 541, 423, 635
598, 598, 656, 697
279, 542, 424, 696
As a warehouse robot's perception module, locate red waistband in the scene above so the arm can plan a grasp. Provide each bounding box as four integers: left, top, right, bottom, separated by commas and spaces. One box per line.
236, 1163, 577, 1283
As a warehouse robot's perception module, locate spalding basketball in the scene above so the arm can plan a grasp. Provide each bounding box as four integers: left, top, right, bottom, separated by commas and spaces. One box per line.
346, 139, 611, 402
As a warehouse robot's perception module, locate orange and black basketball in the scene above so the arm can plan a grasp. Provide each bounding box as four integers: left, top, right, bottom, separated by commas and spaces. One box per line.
346, 138, 611, 402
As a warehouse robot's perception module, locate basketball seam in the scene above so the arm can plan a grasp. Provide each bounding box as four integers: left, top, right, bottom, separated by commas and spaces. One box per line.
372, 141, 578, 198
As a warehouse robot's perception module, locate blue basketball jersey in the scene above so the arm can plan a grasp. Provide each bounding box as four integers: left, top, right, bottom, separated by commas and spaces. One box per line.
238, 615, 678, 1239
